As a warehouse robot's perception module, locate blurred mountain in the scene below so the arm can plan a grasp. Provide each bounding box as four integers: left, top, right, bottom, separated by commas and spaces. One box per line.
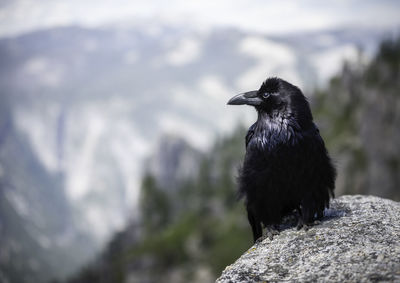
0, 96, 96, 283
0, 23, 392, 281
67, 35, 400, 283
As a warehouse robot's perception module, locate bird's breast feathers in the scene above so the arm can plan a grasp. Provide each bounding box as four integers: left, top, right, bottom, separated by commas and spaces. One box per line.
247, 117, 301, 151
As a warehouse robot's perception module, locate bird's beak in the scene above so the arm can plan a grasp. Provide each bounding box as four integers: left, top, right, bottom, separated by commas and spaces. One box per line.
227, 90, 262, 106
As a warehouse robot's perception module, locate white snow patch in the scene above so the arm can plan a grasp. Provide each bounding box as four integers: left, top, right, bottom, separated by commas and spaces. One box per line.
165, 37, 202, 66
23, 56, 63, 87
158, 112, 211, 150
170, 85, 205, 112
315, 34, 337, 48
60, 98, 150, 239
65, 108, 105, 201
5, 190, 29, 217
83, 38, 98, 52
143, 24, 164, 38
13, 104, 60, 172
123, 50, 138, 64
197, 75, 232, 102
236, 36, 302, 90
168, 80, 256, 138
239, 36, 295, 64
311, 44, 358, 83
108, 118, 148, 209
24, 57, 48, 73
85, 204, 125, 240
170, 76, 233, 114
196, 75, 257, 133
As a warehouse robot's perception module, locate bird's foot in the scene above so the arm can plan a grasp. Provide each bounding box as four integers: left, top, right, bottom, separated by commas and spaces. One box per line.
296, 219, 322, 231
313, 220, 322, 225
265, 225, 280, 241
255, 236, 264, 244
255, 225, 280, 243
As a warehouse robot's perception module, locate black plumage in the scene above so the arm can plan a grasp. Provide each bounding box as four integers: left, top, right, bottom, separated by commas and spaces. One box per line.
227, 77, 336, 242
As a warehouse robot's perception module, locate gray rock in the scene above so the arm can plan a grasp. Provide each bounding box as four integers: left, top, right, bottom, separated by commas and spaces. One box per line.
217, 195, 400, 282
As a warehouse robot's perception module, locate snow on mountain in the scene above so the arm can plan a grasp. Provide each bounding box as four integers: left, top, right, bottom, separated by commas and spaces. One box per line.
237, 35, 301, 90
311, 43, 359, 83
165, 36, 203, 66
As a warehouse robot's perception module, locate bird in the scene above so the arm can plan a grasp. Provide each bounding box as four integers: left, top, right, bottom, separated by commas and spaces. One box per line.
227, 77, 336, 242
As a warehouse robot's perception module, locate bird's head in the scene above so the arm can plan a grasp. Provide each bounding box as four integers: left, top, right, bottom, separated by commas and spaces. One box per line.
227, 77, 313, 126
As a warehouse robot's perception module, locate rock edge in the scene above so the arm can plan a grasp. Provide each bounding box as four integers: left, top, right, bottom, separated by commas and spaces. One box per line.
217, 195, 400, 282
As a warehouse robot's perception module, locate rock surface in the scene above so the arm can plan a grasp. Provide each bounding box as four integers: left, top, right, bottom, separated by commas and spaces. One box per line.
217, 195, 400, 282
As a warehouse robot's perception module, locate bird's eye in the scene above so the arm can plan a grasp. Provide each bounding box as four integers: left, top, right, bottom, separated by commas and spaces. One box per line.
262, 93, 270, 99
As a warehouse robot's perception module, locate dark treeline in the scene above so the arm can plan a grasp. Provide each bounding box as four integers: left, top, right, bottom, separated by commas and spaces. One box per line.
314, 36, 400, 200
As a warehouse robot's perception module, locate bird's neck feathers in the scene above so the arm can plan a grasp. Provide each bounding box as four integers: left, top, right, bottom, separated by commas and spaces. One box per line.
256, 108, 298, 133
253, 106, 312, 146
254, 95, 314, 134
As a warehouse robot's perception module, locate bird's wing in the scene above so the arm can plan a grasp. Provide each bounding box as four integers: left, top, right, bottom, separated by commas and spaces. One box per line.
245, 124, 256, 148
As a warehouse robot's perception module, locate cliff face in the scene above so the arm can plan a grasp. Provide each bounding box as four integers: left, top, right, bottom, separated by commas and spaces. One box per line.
217, 195, 400, 282
0, 98, 96, 283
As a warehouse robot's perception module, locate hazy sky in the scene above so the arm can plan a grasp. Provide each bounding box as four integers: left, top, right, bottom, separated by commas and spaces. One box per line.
0, 0, 399, 37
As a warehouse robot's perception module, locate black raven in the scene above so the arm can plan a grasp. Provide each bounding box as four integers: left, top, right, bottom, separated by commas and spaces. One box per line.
227, 77, 336, 242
